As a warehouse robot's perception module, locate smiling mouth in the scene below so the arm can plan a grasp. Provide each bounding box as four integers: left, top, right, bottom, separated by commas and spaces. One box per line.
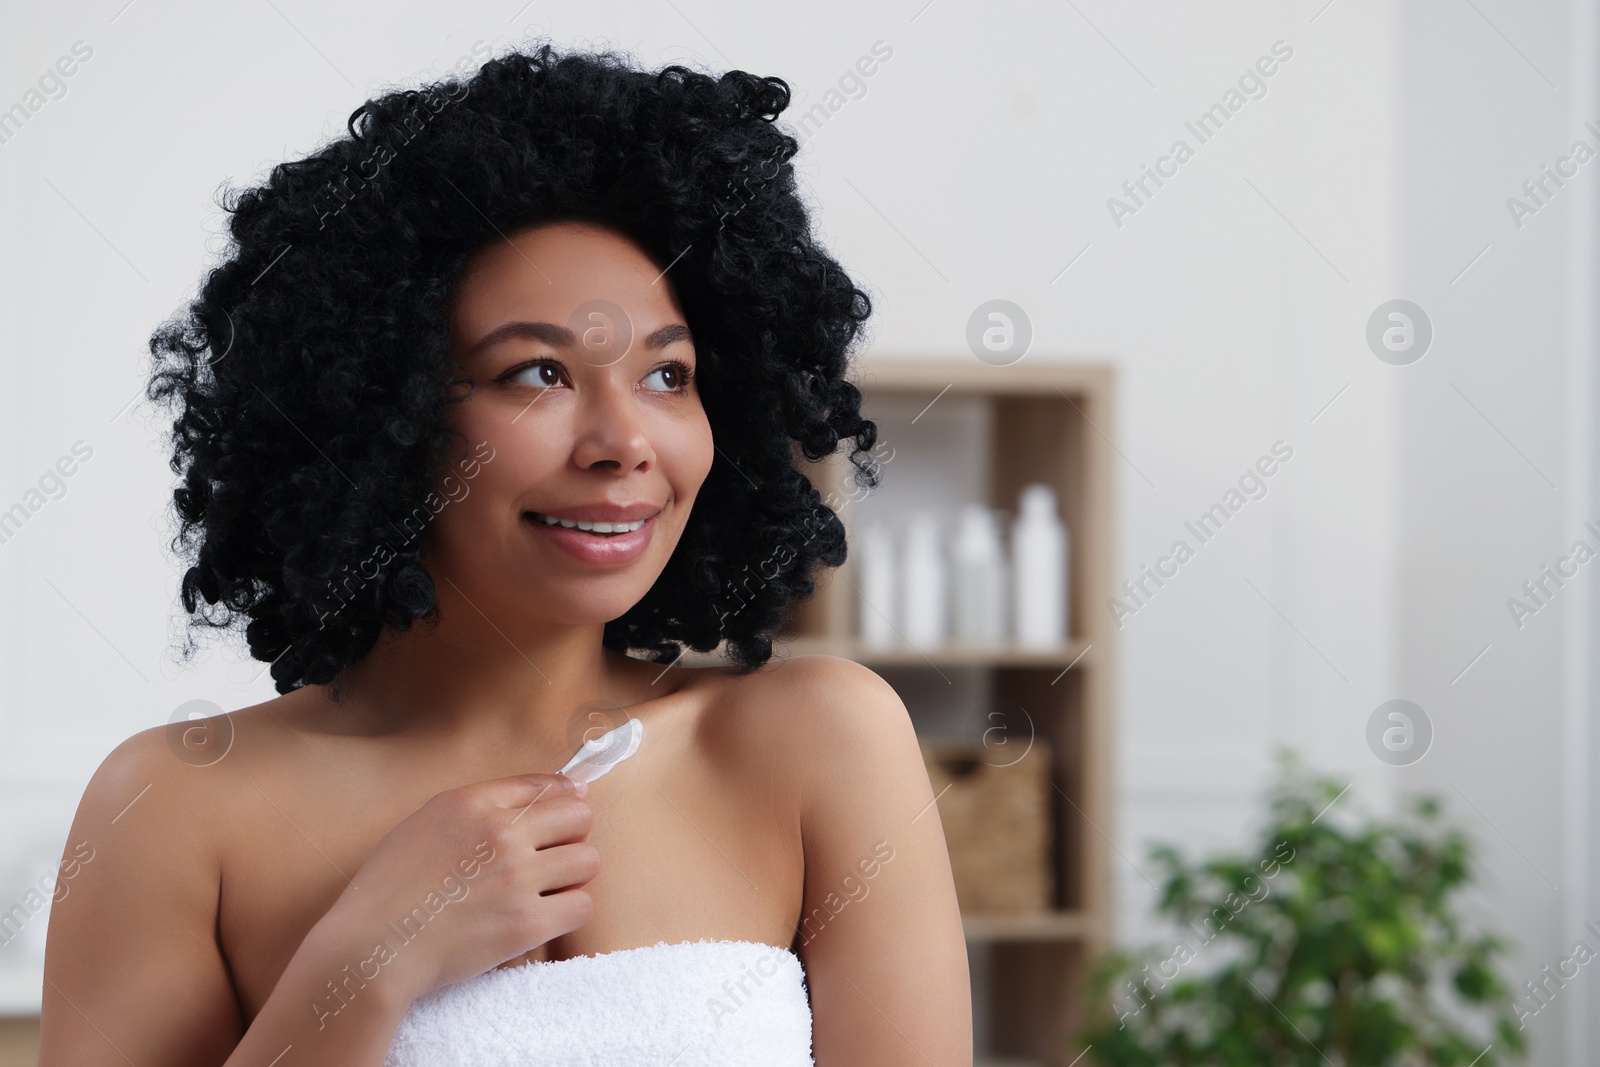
525, 511, 650, 535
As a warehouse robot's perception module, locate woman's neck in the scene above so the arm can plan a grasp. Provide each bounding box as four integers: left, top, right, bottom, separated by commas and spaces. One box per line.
307, 596, 631, 751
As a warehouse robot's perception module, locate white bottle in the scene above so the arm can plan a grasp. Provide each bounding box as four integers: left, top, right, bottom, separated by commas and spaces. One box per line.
901, 510, 947, 648
856, 521, 898, 648
951, 504, 1007, 643
1012, 484, 1068, 647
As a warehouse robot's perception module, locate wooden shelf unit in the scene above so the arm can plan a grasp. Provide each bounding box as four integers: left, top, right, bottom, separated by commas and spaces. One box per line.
696, 355, 1117, 1067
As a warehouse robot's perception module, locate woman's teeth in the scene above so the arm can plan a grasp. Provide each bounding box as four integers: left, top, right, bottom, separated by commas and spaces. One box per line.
528, 511, 648, 535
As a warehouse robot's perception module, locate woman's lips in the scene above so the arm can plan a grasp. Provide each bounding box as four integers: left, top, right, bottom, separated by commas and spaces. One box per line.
522, 510, 657, 565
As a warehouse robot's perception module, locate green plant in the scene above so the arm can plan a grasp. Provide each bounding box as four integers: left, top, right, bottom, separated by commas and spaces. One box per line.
1076, 752, 1526, 1066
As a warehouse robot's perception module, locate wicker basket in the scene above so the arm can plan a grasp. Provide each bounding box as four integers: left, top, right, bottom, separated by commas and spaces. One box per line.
920, 738, 1054, 916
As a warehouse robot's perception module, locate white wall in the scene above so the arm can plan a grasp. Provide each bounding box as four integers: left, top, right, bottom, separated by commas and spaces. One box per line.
1392, 1, 1600, 1063
0, 1, 1592, 1062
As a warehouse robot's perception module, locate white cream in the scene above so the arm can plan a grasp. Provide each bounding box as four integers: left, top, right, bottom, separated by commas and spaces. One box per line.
558, 717, 644, 783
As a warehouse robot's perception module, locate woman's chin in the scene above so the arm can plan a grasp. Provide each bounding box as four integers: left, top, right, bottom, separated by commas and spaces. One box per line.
522, 586, 655, 627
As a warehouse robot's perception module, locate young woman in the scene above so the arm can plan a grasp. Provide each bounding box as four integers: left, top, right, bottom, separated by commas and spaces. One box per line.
37, 39, 970, 1067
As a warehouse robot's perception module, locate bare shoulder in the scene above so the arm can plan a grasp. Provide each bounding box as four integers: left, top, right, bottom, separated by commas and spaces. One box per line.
64, 688, 318, 911
696, 653, 923, 818
712, 652, 906, 723
38, 699, 299, 1063
61, 693, 297, 903
696, 649, 907, 728
760, 652, 913, 744
81, 690, 300, 812
75, 711, 232, 842
739, 651, 898, 700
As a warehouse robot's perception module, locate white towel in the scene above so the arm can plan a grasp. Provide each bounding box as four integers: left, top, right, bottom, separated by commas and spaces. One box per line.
384, 938, 814, 1066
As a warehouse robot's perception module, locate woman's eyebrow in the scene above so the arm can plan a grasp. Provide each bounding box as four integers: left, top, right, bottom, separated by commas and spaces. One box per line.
465, 320, 692, 357
644, 323, 692, 350
465, 320, 572, 357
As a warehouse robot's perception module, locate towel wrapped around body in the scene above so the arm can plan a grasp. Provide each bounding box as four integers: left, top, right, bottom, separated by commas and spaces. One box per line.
384, 938, 814, 1066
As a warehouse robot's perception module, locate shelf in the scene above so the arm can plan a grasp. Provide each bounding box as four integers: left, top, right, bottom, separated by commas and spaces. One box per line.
787, 636, 1093, 670
681, 636, 1093, 670
963, 911, 1088, 942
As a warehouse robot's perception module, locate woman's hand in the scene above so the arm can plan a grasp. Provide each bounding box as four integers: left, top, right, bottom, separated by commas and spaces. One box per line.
315, 770, 599, 1003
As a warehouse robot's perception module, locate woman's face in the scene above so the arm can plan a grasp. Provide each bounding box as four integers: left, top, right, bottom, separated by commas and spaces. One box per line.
427, 219, 714, 629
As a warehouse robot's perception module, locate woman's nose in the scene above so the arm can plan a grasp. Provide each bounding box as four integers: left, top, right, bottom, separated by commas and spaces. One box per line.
571, 378, 656, 473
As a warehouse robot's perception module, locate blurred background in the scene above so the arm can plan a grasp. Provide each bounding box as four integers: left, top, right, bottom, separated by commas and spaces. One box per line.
2, 1, 1598, 1064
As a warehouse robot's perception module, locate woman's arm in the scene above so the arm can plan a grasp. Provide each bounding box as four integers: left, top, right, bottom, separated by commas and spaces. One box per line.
37, 727, 421, 1066
782, 656, 973, 1066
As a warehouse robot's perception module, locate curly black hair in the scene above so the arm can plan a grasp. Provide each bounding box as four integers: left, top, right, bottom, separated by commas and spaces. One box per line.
146, 39, 881, 695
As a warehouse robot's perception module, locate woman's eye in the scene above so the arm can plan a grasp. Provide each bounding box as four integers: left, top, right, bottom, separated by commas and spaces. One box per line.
507, 361, 564, 389
501, 360, 691, 393
643, 363, 693, 393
